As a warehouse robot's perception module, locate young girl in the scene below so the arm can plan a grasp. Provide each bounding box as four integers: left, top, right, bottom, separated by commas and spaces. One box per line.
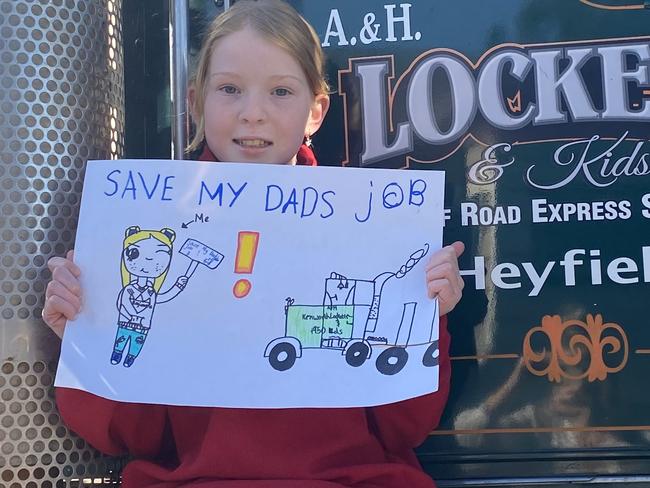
43, 1, 465, 486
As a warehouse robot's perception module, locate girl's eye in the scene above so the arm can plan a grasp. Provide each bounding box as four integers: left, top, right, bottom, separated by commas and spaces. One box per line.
219, 85, 239, 95
273, 88, 291, 97
125, 247, 139, 261
155, 249, 172, 255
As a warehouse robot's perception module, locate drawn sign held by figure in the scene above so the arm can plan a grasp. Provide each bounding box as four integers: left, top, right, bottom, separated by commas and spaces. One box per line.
56, 160, 444, 409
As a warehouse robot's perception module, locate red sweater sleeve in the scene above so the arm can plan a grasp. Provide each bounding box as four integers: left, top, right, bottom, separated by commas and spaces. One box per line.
56, 387, 169, 458
368, 315, 451, 455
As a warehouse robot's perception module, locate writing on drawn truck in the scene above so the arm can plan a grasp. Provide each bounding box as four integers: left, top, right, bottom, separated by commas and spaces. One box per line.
264, 245, 439, 375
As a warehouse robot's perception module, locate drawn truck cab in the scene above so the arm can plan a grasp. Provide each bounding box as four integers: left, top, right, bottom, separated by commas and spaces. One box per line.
264, 245, 440, 375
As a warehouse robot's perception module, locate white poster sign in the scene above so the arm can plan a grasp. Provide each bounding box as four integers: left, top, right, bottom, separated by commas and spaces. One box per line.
55, 160, 445, 408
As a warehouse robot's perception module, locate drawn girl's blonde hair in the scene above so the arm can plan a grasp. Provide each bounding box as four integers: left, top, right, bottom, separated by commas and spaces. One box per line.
121, 226, 176, 292
187, 0, 329, 152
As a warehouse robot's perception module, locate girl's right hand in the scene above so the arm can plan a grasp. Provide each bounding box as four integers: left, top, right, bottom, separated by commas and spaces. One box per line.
43, 250, 82, 339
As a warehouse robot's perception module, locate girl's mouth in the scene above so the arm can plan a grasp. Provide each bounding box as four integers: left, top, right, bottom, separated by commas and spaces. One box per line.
234, 138, 272, 148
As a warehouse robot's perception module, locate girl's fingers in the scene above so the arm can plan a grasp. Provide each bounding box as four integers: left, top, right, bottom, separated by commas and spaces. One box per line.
450, 241, 465, 258
42, 304, 66, 329
42, 295, 77, 338
427, 277, 464, 300
426, 262, 464, 291
45, 280, 82, 312
424, 247, 455, 272
425, 241, 464, 272
43, 294, 79, 322
425, 242, 465, 299
427, 277, 464, 315
48, 255, 81, 278
42, 250, 80, 339
50, 264, 82, 297
426, 261, 455, 281
42, 312, 66, 339
425, 243, 465, 315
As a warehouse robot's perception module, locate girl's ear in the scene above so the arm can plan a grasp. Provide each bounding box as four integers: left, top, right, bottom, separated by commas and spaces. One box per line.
125, 226, 140, 237
305, 93, 330, 138
160, 228, 176, 243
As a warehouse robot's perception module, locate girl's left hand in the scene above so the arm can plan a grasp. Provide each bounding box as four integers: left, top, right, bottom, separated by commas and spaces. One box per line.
425, 241, 465, 316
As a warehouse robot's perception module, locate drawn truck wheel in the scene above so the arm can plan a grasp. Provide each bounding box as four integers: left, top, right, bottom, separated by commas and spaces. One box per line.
345, 341, 370, 367
376, 347, 408, 376
422, 340, 439, 367
268, 342, 297, 371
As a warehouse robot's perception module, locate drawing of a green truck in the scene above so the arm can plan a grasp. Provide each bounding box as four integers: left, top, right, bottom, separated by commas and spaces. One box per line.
264, 245, 440, 375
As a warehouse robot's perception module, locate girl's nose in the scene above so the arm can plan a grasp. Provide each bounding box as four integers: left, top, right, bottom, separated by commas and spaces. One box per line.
239, 92, 266, 124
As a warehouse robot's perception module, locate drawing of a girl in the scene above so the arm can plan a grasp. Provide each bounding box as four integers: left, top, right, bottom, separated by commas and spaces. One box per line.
111, 226, 188, 367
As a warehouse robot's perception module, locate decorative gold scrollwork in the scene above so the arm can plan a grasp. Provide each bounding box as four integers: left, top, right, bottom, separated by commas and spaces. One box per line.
523, 314, 628, 382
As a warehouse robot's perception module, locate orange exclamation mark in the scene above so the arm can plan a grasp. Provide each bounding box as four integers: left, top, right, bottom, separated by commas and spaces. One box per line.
233, 231, 260, 298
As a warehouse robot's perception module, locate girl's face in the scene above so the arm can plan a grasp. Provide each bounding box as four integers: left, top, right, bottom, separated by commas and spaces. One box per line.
200, 27, 329, 164
123, 237, 172, 278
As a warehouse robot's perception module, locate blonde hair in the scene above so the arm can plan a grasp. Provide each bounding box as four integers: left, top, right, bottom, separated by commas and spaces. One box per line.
121, 226, 176, 292
187, 0, 329, 152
